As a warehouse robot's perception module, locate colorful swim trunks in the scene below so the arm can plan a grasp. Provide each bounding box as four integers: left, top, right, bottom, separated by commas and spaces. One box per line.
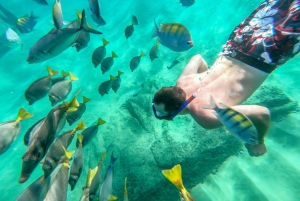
221, 0, 300, 73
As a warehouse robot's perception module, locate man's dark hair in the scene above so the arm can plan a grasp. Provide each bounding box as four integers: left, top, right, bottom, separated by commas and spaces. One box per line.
153, 86, 186, 114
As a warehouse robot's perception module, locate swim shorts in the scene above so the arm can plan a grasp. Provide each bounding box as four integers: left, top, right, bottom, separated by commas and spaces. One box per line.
221, 0, 300, 73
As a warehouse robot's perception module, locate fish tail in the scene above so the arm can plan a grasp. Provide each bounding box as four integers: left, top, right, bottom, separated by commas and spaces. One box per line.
202, 95, 217, 110
65, 96, 80, 112
62, 146, 75, 163
112, 51, 118, 58
46, 66, 59, 77
140, 51, 146, 57
102, 38, 109, 46
162, 164, 184, 191
80, 9, 102, 34
99, 152, 106, 163
16, 108, 33, 122
75, 9, 81, 19
69, 72, 79, 81
97, 118, 106, 126
108, 195, 118, 200
118, 70, 124, 76
62, 70, 69, 77
110, 152, 118, 166
181, 188, 197, 201
77, 133, 83, 145
82, 96, 91, 103
86, 166, 98, 188
110, 75, 117, 80
152, 19, 159, 38
75, 120, 86, 131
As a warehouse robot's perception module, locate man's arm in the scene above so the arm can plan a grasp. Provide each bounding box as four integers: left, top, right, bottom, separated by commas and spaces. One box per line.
178, 54, 208, 80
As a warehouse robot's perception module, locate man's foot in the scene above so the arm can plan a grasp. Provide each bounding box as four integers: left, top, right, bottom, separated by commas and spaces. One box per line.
245, 143, 267, 157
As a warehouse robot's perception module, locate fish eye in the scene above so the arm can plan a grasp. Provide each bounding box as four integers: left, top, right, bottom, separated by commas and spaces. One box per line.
29, 56, 35, 60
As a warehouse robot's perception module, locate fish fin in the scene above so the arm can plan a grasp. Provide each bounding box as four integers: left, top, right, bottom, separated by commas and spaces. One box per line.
82, 96, 91, 103
80, 9, 102, 34
152, 19, 159, 38
62, 70, 69, 77
162, 164, 184, 191
16, 108, 33, 122
66, 96, 80, 112
110, 75, 117, 80
97, 118, 106, 126
202, 95, 217, 110
77, 133, 83, 145
140, 51, 146, 57
112, 51, 118, 58
118, 70, 123, 75
75, 120, 86, 131
75, 9, 81, 19
86, 166, 98, 187
181, 188, 197, 201
62, 146, 75, 162
69, 72, 78, 81
46, 66, 59, 77
218, 102, 228, 109
102, 38, 109, 46
108, 195, 118, 201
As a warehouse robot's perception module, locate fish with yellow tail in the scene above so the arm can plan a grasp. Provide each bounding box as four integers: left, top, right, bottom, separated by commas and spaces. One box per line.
0, 108, 33, 155
101, 51, 118, 74
98, 75, 117, 96
130, 51, 146, 72
124, 177, 129, 201
149, 41, 159, 62
44, 147, 75, 201
162, 164, 196, 201
111, 70, 123, 93
25, 66, 59, 105
202, 95, 261, 145
69, 134, 84, 191
51, 70, 69, 85
42, 120, 86, 177
125, 23, 134, 39
80, 166, 99, 201
92, 38, 109, 68
89, 152, 106, 201
67, 96, 91, 125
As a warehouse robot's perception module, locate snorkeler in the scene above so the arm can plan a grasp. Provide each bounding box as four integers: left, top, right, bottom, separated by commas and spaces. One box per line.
152, 0, 300, 157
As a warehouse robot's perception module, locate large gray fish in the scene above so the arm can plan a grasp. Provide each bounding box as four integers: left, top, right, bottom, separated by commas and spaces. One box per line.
19, 98, 79, 183
92, 38, 109, 68
180, 0, 195, 7
51, 70, 69, 85
16, 11, 38, 33
130, 51, 146, 72
132, 15, 138, 25
125, 23, 134, 39
67, 96, 91, 126
69, 134, 84, 191
42, 121, 85, 178
80, 166, 98, 201
15, 175, 52, 201
23, 117, 45, 146
44, 148, 74, 201
149, 41, 159, 62
89, 152, 106, 201
48, 72, 78, 106
52, 0, 64, 29
27, 9, 102, 64
99, 153, 118, 201
98, 75, 116, 96
25, 66, 59, 105
0, 108, 33, 155
111, 70, 123, 93
152, 22, 193, 52
101, 51, 118, 74
33, 0, 48, 5
76, 118, 106, 148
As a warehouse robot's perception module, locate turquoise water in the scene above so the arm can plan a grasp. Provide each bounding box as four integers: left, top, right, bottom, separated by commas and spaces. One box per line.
0, 0, 300, 200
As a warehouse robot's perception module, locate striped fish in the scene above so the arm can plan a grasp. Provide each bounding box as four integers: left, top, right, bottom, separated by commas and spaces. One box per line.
16, 11, 38, 33
152, 22, 193, 52
202, 96, 260, 145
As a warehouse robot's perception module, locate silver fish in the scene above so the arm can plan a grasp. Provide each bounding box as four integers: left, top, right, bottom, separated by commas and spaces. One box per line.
89, 153, 106, 201
52, 0, 63, 29
92, 38, 109, 68
111, 70, 123, 93
125, 23, 134, 39
51, 70, 69, 85
0, 108, 33, 155
180, 0, 196, 7
69, 134, 84, 191
16, 11, 38, 33
152, 22, 193, 52
33, 0, 48, 5
23, 117, 45, 146
101, 51, 118, 74
25, 66, 58, 105
27, 9, 102, 64
149, 41, 159, 62
80, 166, 99, 201
130, 51, 146, 72
132, 15, 138, 25
66, 96, 91, 126
98, 75, 116, 96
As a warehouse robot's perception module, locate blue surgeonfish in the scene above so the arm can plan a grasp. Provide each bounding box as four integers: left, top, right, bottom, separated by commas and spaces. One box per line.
25, 66, 59, 105
76, 118, 106, 148
180, 0, 196, 7
202, 95, 261, 145
130, 51, 146, 72
89, 152, 106, 201
52, 0, 64, 29
99, 153, 118, 201
42, 121, 86, 178
44, 147, 74, 201
162, 164, 196, 201
98, 75, 117, 96
0, 108, 33, 155
33, 0, 48, 5
27, 9, 102, 64
125, 23, 134, 39
69, 134, 84, 191
48, 72, 78, 106
152, 22, 193, 52
101, 51, 118, 74
124, 177, 129, 201
92, 38, 109, 68
51, 70, 69, 85
16, 11, 38, 33
132, 15, 138, 25
111, 70, 123, 93
149, 41, 159, 62
19, 97, 79, 183
67, 96, 91, 126
80, 166, 99, 201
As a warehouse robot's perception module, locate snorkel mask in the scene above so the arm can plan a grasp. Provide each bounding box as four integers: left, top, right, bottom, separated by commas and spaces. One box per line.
152, 94, 196, 121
